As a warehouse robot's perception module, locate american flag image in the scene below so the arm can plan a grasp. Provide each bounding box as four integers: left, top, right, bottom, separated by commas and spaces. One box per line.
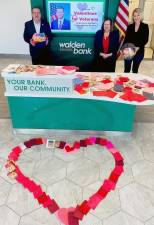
114, 0, 129, 56
50, 3, 57, 21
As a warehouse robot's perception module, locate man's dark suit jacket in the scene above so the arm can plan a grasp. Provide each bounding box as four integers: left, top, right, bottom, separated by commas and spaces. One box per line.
94, 29, 119, 60
23, 19, 52, 58
51, 19, 70, 30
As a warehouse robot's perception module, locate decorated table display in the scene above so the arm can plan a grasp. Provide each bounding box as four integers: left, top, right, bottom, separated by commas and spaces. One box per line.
5, 137, 124, 225
2, 64, 79, 75
73, 73, 154, 105
2, 64, 154, 105
1, 64, 154, 132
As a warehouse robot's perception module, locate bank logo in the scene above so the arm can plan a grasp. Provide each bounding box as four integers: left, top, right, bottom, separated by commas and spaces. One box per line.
59, 41, 92, 55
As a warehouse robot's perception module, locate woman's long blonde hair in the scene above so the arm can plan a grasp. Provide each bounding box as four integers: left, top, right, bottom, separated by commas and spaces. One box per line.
132, 8, 143, 23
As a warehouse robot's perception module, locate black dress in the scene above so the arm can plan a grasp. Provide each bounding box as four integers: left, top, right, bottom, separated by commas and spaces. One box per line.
123, 22, 149, 73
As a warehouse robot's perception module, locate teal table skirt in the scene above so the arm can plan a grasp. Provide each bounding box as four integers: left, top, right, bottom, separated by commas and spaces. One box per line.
7, 97, 136, 132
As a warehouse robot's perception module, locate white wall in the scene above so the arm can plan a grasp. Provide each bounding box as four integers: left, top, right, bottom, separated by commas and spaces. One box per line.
0, 0, 31, 54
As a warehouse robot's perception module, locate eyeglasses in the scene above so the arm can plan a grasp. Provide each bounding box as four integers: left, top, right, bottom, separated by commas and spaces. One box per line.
32, 11, 41, 15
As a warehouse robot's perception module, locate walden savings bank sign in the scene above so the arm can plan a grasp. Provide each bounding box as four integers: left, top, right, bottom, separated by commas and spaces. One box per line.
59, 41, 92, 55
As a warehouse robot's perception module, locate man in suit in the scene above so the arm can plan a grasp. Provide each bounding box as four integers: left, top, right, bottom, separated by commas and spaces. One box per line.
24, 7, 52, 65
51, 7, 70, 30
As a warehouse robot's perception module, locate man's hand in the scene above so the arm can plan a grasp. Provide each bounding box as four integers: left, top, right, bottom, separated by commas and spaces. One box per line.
46, 39, 49, 46
30, 39, 35, 46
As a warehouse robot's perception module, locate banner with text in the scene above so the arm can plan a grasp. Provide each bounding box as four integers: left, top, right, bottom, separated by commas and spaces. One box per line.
4, 76, 73, 96
48, 1, 104, 33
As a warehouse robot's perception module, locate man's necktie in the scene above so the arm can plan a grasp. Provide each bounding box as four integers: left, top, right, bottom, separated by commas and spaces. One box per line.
58, 20, 62, 30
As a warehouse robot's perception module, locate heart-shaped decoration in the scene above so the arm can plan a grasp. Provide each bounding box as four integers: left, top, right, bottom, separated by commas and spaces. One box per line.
5, 137, 124, 225
56, 207, 79, 225
77, 3, 88, 11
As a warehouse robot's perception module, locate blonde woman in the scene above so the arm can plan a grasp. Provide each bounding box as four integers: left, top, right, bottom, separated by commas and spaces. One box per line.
123, 8, 149, 73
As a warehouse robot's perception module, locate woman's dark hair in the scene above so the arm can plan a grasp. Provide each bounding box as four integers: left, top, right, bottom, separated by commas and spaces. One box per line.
101, 18, 113, 31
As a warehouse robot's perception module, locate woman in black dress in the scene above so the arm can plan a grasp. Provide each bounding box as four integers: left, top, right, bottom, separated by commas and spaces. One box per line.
124, 8, 149, 73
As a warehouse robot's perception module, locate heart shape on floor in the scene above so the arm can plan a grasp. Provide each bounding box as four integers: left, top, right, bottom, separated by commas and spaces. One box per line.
56, 207, 79, 225
5, 137, 124, 225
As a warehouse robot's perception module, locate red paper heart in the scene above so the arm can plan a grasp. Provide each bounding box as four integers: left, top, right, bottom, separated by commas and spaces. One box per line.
5, 137, 124, 225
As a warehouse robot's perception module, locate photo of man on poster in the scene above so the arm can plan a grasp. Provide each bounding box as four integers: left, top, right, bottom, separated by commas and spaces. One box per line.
50, 4, 70, 30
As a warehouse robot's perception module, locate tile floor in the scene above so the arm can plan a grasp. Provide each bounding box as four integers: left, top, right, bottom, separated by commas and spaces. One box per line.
0, 119, 154, 225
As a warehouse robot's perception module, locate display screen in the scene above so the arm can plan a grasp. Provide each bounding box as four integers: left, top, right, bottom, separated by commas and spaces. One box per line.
46, 0, 105, 33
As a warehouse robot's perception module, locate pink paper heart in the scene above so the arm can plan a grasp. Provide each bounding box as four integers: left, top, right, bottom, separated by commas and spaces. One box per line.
56, 207, 75, 225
